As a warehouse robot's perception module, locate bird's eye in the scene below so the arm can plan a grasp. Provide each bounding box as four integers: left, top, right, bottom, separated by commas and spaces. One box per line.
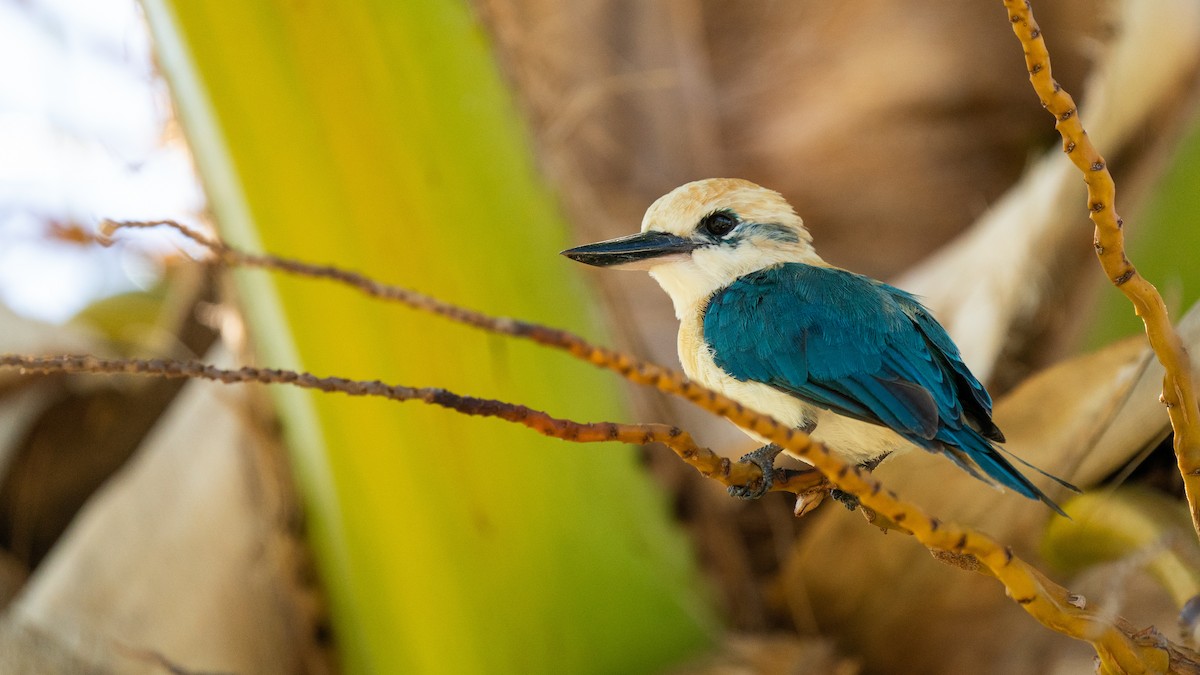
700, 211, 738, 238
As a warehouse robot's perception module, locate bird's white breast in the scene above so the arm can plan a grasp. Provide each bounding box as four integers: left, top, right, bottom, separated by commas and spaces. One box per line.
678, 304, 911, 465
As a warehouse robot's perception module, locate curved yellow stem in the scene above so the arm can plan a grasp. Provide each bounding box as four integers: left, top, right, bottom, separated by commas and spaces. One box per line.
1002, 0, 1200, 544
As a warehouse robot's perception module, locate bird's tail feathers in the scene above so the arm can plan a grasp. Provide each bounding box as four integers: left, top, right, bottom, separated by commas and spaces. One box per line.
995, 445, 1080, 493
939, 446, 1005, 491
947, 432, 1071, 518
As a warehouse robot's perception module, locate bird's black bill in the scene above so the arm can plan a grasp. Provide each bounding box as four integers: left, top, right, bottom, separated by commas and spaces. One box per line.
561, 231, 697, 268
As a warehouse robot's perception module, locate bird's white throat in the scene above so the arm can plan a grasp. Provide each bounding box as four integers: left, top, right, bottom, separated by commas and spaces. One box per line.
648, 245, 826, 320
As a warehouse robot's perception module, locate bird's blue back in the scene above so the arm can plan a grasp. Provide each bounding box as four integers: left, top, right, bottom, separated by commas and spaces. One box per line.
703, 263, 1062, 510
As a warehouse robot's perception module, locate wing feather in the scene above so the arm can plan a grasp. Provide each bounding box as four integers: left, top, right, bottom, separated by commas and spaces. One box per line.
703, 263, 1064, 512
705, 264, 952, 440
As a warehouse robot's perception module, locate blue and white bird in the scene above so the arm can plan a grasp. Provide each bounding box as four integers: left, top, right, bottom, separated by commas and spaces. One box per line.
562, 178, 1071, 513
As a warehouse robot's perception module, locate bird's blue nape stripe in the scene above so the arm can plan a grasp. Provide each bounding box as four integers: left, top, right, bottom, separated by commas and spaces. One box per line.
743, 222, 801, 244
702, 262, 1068, 513
713, 221, 801, 247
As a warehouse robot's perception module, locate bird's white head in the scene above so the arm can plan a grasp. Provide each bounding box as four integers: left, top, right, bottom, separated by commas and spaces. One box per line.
563, 178, 823, 317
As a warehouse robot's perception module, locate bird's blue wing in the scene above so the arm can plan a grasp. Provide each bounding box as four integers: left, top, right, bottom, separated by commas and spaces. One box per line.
703, 264, 967, 444
898, 295, 1005, 441
704, 264, 1069, 512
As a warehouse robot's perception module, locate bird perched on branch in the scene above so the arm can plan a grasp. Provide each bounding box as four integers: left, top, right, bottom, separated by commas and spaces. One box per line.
563, 178, 1072, 513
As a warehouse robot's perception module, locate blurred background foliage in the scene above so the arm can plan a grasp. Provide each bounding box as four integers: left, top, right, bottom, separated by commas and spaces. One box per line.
2, 0, 1200, 673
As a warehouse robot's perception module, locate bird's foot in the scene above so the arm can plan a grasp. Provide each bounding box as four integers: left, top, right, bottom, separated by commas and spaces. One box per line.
827, 453, 892, 511
828, 489, 860, 511
727, 443, 785, 500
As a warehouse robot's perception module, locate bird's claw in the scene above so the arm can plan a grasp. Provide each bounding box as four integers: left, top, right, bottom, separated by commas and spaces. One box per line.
727, 443, 784, 500
827, 454, 889, 512
828, 488, 861, 511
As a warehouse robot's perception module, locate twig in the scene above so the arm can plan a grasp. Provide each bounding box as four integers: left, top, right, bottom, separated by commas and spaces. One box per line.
1002, 0, 1200, 543
89, 220, 1194, 670
0, 354, 822, 496
0, 351, 1178, 669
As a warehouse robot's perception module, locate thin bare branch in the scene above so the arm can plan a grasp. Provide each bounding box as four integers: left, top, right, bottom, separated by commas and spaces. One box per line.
0, 354, 822, 496
86, 219, 1196, 669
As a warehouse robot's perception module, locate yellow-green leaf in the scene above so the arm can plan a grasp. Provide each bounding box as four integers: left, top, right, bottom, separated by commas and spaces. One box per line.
138, 1, 714, 672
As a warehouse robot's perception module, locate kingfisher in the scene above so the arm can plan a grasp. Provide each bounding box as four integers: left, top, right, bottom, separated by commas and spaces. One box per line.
562, 178, 1071, 513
